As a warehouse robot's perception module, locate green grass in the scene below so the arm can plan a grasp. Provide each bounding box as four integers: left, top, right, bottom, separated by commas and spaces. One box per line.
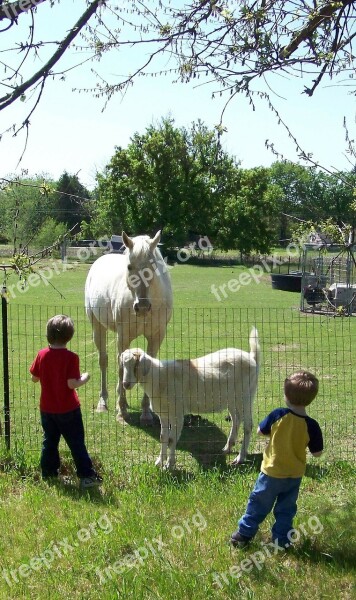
0, 257, 355, 599
2, 259, 355, 464
0, 458, 355, 600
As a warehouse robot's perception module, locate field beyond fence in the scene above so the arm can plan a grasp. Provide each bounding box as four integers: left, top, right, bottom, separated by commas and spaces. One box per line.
1, 304, 355, 469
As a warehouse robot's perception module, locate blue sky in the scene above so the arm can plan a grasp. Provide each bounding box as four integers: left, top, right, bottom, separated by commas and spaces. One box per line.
1, 2, 355, 190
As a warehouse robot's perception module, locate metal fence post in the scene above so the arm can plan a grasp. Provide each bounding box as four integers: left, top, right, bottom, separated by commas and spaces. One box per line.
1, 287, 10, 450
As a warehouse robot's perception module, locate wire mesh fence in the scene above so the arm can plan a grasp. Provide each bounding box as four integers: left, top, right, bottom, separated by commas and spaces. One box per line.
1, 303, 355, 470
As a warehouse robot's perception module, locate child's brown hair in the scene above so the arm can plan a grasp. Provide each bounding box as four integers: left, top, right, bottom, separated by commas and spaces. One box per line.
284, 370, 319, 406
46, 315, 74, 346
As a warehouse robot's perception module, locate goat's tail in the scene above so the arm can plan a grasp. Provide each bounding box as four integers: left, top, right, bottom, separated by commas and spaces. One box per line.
249, 327, 261, 371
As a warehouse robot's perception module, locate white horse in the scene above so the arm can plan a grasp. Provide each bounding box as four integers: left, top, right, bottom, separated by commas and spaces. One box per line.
84, 230, 173, 424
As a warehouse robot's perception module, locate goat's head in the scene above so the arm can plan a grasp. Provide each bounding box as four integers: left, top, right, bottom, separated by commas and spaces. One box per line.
121, 348, 150, 389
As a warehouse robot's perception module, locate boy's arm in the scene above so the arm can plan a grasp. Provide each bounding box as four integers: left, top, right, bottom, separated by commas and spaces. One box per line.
67, 372, 90, 390
307, 419, 324, 458
257, 426, 269, 436
31, 375, 40, 383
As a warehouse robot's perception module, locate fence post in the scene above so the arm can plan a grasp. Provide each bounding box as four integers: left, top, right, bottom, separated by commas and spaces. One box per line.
1, 287, 10, 450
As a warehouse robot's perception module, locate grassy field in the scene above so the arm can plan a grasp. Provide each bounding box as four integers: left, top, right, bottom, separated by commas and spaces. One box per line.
1, 258, 355, 463
0, 256, 355, 599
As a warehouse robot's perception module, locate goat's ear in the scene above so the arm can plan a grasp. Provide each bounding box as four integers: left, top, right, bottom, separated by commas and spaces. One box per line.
139, 353, 151, 377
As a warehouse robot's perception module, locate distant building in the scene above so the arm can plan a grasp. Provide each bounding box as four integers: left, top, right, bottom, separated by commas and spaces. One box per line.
307, 231, 333, 245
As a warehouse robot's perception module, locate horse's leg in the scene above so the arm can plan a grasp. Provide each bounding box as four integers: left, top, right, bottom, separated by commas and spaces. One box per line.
91, 315, 109, 412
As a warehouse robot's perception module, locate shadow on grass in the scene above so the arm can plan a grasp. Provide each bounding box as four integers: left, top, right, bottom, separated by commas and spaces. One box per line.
295, 500, 356, 572
304, 463, 328, 479
123, 410, 263, 475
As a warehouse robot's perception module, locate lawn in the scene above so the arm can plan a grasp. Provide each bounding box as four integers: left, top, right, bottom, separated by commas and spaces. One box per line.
0, 254, 355, 599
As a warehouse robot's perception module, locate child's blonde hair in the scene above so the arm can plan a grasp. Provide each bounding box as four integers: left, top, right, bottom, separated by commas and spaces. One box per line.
284, 371, 319, 406
46, 315, 74, 346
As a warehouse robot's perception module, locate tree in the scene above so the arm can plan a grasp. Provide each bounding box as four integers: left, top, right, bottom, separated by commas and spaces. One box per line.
55, 171, 92, 232
93, 118, 239, 248
33, 217, 67, 249
215, 167, 279, 254
269, 162, 356, 242
0, 176, 55, 248
268, 162, 321, 244
1, 0, 355, 138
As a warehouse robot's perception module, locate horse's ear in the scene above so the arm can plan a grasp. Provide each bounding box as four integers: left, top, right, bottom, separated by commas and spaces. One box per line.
122, 231, 133, 249
150, 230, 161, 250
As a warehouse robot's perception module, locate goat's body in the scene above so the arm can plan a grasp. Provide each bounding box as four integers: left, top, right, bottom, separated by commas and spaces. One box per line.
121, 328, 260, 469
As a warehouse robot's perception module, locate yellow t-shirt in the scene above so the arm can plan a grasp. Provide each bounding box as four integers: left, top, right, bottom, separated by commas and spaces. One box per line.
260, 408, 323, 478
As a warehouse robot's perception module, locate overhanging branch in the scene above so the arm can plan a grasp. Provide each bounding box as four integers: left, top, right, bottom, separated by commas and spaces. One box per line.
0, 0, 102, 111
280, 0, 354, 59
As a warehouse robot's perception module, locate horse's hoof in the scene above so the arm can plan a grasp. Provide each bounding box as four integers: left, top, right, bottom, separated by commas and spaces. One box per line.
96, 404, 108, 413
116, 412, 129, 424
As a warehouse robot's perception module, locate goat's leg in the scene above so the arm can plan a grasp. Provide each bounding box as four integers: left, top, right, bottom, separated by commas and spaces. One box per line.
222, 409, 240, 454
231, 395, 253, 465
142, 332, 166, 426
116, 332, 129, 422
155, 415, 169, 467
166, 413, 184, 470
116, 377, 129, 422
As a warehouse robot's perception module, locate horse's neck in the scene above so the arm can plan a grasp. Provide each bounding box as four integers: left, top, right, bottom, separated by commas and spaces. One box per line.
152, 251, 169, 282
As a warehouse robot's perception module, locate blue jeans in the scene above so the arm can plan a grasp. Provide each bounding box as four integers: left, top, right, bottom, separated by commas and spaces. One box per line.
238, 472, 302, 547
40, 408, 95, 479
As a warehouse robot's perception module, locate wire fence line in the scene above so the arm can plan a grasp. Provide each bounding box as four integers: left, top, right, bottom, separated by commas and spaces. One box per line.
1, 303, 355, 469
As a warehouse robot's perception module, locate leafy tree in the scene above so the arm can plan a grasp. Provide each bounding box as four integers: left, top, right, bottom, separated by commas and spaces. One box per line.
268, 162, 321, 244
216, 167, 279, 254
93, 118, 239, 248
0, 176, 55, 248
55, 171, 92, 232
33, 217, 67, 249
1, 1, 355, 136
269, 162, 356, 243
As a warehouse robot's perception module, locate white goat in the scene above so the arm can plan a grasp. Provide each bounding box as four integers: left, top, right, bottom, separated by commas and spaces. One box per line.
121, 328, 261, 469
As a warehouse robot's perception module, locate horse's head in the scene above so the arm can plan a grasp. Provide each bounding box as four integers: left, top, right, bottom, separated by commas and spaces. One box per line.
122, 230, 162, 316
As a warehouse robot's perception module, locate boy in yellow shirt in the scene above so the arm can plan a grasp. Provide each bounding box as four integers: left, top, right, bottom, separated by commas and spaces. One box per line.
231, 371, 323, 549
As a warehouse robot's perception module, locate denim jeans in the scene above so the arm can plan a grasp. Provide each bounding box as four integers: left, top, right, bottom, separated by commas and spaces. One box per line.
40, 408, 95, 479
238, 472, 302, 547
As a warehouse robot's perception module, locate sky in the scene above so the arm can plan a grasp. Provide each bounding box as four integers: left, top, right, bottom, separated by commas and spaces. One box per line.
1, 2, 355, 190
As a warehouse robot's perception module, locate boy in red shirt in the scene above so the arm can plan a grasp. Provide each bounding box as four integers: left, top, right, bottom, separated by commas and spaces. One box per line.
30, 314, 102, 489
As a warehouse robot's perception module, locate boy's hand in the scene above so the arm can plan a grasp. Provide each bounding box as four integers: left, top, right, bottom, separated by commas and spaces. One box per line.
81, 372, 90, 384
67, 373, 90, 389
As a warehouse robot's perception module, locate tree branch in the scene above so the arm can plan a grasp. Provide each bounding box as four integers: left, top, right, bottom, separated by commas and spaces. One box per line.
280, 0, 354, 59
0, 0, 103, 111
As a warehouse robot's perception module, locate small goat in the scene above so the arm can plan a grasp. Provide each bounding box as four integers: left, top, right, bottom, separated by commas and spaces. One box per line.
121, 328, 261, 469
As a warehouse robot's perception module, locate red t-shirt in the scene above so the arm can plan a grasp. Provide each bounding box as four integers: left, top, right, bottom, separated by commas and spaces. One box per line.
30, 347, 81, 413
